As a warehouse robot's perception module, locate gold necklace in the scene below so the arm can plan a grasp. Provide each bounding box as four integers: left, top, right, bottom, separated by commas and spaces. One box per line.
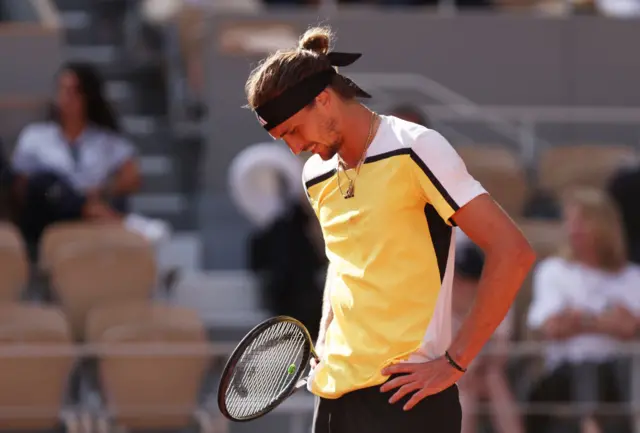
337, 111, 378, 199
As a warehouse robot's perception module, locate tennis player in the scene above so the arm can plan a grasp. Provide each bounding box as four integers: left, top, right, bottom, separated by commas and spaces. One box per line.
244, 26, 536, 433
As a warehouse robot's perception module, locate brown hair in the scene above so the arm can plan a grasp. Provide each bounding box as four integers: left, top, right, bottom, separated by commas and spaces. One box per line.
559, 188, 627, 272
245, 26, 358, 109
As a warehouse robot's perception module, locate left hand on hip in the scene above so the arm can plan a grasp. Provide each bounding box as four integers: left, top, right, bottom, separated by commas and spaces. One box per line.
380, 357, 465, 411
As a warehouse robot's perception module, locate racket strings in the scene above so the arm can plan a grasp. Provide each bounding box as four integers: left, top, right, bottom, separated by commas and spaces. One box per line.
227, 323, 305, 417
224, 321, 308, 418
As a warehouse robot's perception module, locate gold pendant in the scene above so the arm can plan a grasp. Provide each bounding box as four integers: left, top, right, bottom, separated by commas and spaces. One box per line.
345, 182, 355, 199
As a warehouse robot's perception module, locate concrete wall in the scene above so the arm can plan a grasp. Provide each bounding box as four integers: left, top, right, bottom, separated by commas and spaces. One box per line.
0, 23, 63, 149
198, 12, 640, 269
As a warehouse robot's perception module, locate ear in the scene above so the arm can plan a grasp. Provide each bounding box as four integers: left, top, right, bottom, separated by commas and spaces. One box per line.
315, 89, 330, 108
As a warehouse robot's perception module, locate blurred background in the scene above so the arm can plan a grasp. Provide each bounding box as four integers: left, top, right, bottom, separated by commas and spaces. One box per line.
1, 0, 640, 433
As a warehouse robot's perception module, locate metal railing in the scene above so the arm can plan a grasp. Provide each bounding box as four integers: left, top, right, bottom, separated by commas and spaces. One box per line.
349, 71, 640, 168
0, 340, 638, 433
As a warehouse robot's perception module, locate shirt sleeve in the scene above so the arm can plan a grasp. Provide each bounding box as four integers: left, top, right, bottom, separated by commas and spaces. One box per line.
618, 265, 640, 314
410, 130, 486, 225
11, 126, 40, 175
108, 134, 136, 172
526, 259, 568, 330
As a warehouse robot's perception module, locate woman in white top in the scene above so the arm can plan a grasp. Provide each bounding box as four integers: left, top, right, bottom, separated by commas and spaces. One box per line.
526, 188, 637, 433
11, 62, 169, 250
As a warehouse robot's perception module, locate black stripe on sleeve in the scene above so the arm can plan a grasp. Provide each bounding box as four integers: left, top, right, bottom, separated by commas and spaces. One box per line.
364, 148, 410, 164
409, 149, 459, 213
305, 169, 336, 190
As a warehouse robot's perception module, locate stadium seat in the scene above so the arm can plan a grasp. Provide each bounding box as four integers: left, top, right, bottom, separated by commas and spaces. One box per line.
39, 221, 131, 273
0, 304, 77, 431
87, 302, 212, 432
173, 270, 269, 343
0, 222, 28, 301
49, 231, 157, 340
0, 98, 48, 154
456, 145, 530, 217
537, 144, 639, 199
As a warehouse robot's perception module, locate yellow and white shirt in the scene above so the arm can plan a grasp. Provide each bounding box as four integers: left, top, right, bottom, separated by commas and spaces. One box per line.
303, 115, 486, 399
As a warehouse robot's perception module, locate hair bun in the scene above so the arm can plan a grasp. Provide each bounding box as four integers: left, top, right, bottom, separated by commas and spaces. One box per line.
298, 26, 332, 55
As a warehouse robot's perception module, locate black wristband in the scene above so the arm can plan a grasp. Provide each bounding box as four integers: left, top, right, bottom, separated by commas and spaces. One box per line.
444, 351, 467, 373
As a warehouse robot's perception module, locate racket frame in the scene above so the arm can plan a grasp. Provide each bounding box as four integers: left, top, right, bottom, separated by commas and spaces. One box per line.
217, 316, 317, 422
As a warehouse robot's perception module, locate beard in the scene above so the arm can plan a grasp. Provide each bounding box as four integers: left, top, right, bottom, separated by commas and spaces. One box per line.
317, 116, 342, 160
318, 139, 341, 161
320, 147, 337, 160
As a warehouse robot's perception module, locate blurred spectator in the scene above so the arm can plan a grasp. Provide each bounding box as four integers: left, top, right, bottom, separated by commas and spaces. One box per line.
249, 195, 326, 341
11, 62, 170, 253
526, 188, 636, 433
595, 0, 640, 16
141, 0, 259, 117
171, 0, 207, 108
336, 0, 492, 5
453, 229, 523, 433
608, 165, 640, 265
230, 142, 325, 340
388, 103, 431, 128
263, 0, 310, 4
379, 0, 492, 6
0, 140, 13, 221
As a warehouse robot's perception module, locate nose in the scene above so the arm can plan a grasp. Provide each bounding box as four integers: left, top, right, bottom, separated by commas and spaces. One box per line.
283, 137, 305, 155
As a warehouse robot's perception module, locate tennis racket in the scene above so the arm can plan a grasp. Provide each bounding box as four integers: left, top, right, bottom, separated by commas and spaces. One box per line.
217, 316, 318, 422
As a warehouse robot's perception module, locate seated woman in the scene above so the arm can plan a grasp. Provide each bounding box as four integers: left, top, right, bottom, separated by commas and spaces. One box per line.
11, 62, 169, 253
526, 188, 637, 433
453, 229, 523, 433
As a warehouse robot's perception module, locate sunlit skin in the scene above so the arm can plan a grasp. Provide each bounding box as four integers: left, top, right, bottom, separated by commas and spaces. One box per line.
267, 88, 377, 168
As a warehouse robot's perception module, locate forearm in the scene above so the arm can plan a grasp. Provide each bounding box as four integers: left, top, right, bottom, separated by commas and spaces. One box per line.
105, 161, 141, 197
448, 246, 534, 368
540, 314, 581, 340
593, 315, 636, 340
106, 175, 139, 197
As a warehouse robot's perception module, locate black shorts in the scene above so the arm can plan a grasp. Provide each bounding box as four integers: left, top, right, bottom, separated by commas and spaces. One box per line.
312, 377, 461, 433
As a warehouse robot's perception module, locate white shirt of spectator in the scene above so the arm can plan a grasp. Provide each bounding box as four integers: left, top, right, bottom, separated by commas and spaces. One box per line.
527, 257, 640, 370
11, 122, 135, 192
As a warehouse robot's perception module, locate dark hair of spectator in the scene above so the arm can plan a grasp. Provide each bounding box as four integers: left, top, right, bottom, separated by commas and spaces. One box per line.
455, 241, 485, 281
49, 62, 120, 132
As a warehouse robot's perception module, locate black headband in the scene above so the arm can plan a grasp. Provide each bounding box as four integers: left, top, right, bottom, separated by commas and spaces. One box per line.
254, 51, 372, 131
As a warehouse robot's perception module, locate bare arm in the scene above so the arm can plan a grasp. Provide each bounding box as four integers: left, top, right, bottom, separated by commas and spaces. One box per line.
538, 310, 583, 340
448, 194, 536, 368
538, 307, 636, 341
103, 160, 141, 197
593, 305, 637, 340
